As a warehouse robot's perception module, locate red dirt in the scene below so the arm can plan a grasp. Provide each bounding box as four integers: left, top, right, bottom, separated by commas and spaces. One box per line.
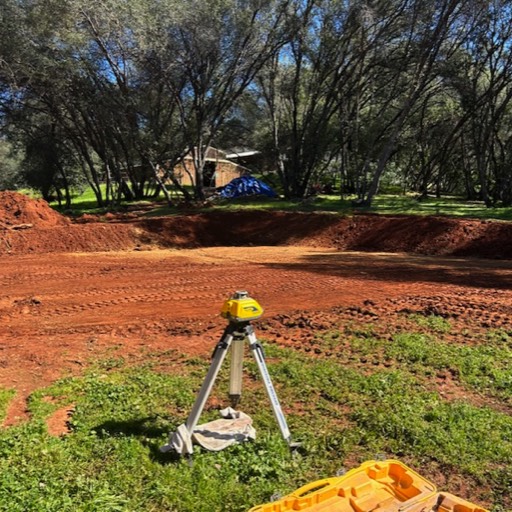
2, 248, 511, 411
46, 404, 75, 437
135, 210, 512, 259
1, 194, 511, 508
0, 191, 69, 229
1, 198, 511, 410
2, 207, 512, 258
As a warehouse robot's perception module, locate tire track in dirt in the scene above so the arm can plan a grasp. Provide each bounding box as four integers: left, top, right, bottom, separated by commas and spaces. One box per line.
2, 247, 512, 428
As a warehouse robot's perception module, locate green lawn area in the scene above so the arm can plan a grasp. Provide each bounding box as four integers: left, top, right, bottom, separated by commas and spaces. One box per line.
47, 187, 512, 221
0, 316, 509, 511
201, 194, 512, 220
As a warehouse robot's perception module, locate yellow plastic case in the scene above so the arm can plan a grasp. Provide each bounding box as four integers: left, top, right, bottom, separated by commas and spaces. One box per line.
436, 493, 488, 512
248, 460, 438, 512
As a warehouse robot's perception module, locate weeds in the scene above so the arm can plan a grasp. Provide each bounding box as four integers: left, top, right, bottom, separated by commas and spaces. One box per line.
0, 388, 15, 423
408, 314, 452, 333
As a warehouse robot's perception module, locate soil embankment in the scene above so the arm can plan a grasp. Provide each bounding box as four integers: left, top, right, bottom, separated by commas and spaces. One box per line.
136, 210, 512, 259
0, 191, 511, 258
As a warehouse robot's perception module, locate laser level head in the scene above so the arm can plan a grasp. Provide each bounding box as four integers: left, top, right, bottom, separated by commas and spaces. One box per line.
221, 291, 263, 323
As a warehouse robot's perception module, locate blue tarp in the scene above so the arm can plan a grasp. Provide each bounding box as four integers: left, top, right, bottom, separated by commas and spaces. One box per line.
218, 176, 277, 199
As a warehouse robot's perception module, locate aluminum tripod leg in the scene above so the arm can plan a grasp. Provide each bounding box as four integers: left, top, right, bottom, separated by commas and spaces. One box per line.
161, 324, 236, 454
185, 325, 236, 433
229, 338, 244, 405
246, 325, 292, 444
162, 321, 294, 455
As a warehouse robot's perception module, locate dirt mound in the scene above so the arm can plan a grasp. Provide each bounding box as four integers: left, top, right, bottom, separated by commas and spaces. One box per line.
0, 192, 142, 254
0, 223, 141, 254
0, 191, 69, 229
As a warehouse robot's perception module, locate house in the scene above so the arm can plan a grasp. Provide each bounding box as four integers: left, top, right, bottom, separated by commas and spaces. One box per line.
172, 147, 251, 188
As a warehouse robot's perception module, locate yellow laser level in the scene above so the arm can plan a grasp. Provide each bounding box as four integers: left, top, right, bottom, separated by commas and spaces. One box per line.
221, 290, 263, 323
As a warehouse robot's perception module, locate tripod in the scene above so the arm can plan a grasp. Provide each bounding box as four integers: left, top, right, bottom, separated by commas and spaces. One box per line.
162, 292, 292, 455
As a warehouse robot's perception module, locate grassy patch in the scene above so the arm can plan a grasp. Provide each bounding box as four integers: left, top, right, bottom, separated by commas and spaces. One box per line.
38, 185, 512, 221
125, 194, 512, 221
330, 321, 512, 402
351, 373, 512, 477
0, 340, 508, 510
407, 313, 452, 333
368, 195, 512, 220
0, 388, 16, 423
362, 331, 512, 399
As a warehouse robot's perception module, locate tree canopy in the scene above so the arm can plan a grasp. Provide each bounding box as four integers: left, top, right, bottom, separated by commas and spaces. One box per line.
1, 0, 511, 207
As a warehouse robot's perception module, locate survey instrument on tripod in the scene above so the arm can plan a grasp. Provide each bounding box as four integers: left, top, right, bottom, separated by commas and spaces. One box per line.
161, 291, 294, 456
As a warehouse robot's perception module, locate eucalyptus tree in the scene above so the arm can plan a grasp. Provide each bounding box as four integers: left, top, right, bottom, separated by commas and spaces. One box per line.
255, 0, 471, 201
73, 0, 197, 204
45, 0, 194, 205
0, 0, 118, 205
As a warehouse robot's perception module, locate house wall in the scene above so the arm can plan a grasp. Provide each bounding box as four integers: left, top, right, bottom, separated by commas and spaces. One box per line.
214, 161, 247, 187
172, 158, 247, 188
173, 159, 195, 187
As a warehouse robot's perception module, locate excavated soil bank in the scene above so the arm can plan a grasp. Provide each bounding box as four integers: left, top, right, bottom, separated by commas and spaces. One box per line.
0, 204, 511, 259
136, 210, 512, 259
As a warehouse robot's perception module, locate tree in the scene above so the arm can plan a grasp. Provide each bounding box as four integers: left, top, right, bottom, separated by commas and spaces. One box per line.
352, 0, 478, 206
0, 139, 22, 190
450, 1, 512, 206
162, 0, 291, 200
258, 0, 371, 198
3, 0, 512, 209
0, 0, 191, 206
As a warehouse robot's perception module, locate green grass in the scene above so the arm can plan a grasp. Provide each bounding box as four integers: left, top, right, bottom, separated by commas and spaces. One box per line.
390, 333, 512, 395
159, 193, 512, 221
0, 388, 16, 423
369, 195, 512, 220
0, 321, 510, 511
407, 313, 453, 333
48, 185, 162, 216
324, 314, 512, 404
145, 193, 512, 220
39, 184, 512, 220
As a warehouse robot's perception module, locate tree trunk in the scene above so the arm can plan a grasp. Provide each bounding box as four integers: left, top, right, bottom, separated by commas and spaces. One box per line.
150, 161, 173, 206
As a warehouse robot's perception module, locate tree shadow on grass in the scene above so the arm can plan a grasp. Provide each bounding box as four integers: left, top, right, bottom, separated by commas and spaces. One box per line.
93, 415, 183, 464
